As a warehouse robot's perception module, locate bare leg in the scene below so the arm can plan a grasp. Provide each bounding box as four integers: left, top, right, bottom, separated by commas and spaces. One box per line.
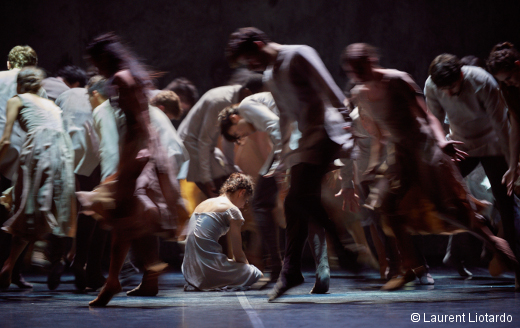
0, 236, 29, 289
89, 232, 130, 306
381, 214, 424, 291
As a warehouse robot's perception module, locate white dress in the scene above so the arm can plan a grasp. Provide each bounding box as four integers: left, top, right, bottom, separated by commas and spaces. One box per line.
182, 207, 262, 290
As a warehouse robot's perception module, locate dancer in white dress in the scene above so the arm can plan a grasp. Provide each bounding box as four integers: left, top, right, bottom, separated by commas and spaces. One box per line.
182, 173, 262, 290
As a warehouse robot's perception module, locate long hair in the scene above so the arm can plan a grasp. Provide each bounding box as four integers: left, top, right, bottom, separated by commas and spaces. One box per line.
86, 32, 154, 89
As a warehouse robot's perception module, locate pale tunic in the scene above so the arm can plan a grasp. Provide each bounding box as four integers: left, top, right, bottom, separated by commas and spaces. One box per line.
149, 105, 189, 174
263, 45, 354, 168
178, 85, 240, 183
424, 66, 509, 159
55, 88, 100, 176
182, 207, 262, 290
2, 94, 75, 240
92, 100, 189, 181
0, 68, 47, 180
41, 77, 70, 101
92, 100, 123, 181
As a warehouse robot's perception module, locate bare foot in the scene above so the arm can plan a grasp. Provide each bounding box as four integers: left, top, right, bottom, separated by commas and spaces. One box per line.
89, 282, 122, 307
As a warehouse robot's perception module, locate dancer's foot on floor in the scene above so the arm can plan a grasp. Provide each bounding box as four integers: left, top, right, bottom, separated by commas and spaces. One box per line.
443, 253, 472, 277
268, 273, 304, 301
12, 273, 33, 289
47, 259, 66, 290
89, 282, 122, 307
491, 236, 519, 270
310, 265, 329, 294
416, 272, 435, 285
381, 267, 422, 291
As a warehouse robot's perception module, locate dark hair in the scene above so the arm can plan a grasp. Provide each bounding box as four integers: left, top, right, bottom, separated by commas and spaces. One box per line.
428, 54, 463, 88
240, 73, 264, 94
340, 43, 379, 67
87, 75, 108, 98
219, 172, 254, 197
218, 104, 240, 142
226, 27, 271, 67
487, 42, 520, 75
57, 65, 88, 87
8, 45, 38, 69
460, 55, 485, 68
150, 90, 182, 119
163, 77, 198, 108
17, 66, 45, 93
86, 32, 154, 89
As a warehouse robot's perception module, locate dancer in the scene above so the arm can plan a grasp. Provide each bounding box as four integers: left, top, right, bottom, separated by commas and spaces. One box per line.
219, 92, 330, 292
487, 42, 520, 196
163, 77, 199, 129
0, 66, 76, 289
0, 45, 42, 289
426, 53, 519, 279
182, 173, 262, 290
343, 43, 518, 290
42, 65, 88, 101
178, 75, 263, 198
487, 42, 520, 286
78, 33, 188, 306
226, 27, 356, 301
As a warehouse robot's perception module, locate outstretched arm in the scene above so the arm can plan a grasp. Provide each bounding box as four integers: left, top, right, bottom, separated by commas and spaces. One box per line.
0, 97, 21, 164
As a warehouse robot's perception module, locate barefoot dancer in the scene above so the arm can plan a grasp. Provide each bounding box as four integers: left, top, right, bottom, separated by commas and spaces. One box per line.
344, 43, 518, 290
182, 173, 262, 290
0, 67, 75, 289
78, 33, 188, 306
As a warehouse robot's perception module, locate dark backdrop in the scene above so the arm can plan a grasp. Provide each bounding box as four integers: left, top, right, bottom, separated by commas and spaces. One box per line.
2, 0, 519, 94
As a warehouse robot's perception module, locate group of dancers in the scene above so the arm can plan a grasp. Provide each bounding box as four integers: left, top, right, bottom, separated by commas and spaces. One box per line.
0, 27, 519, 306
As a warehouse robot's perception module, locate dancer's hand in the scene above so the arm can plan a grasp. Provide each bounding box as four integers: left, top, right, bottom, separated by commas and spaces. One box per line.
439, 140, 468, 162
335, 187, 360, 212
502, 166, 518, 196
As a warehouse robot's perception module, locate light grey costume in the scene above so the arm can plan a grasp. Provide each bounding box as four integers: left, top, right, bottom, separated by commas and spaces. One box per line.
41, 77, 70, 102
55, 88, 100, 177
182, 207, 262, 290
177, 85, 240, 184
0, 68, 47, 180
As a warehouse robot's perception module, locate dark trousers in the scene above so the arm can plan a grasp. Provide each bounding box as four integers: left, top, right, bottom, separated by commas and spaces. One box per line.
450, 156, 520, 265
73, 166, 108, 276
252, 175, 282, 269
282, 138, 351, 276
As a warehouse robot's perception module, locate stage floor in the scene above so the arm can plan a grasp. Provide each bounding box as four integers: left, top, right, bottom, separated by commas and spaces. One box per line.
1, 268, 519, 328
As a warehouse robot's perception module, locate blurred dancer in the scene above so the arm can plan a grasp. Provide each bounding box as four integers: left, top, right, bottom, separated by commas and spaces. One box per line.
487, 42, 520, 287
226, 27, 355, 300
42, 65, 88, 101
425, 54, 518, 279
182, 173, 262, 290
163, 77, 199, 129
54, 69, 101, 290
77, 33, 188, 306
0, 67, 76, 289
178, 76, 263, 198
343, 43, 518, 290
219, 92, 330, 292
487, 42, 520, 196
0, 45, 42, 289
